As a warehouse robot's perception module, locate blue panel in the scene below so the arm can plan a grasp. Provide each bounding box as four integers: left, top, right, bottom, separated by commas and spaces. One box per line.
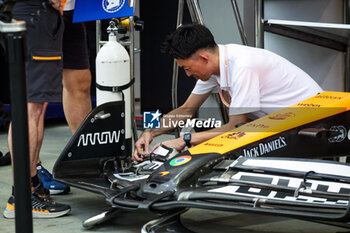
73, 0, 134, 23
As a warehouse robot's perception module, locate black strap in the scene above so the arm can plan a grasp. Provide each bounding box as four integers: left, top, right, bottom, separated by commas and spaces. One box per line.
96, 78, 135, 93
184, 133, 192, 147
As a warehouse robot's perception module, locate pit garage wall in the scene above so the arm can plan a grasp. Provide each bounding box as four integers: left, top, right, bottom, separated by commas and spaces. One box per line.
198, 0, 246, 45
139, 0, 344, 116
200, 0, 344, 91
264, 0, 345, 91
185, 0, 345, 122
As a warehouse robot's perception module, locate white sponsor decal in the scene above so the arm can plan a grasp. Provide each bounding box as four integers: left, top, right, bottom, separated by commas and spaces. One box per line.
77, 130, 121, 147
209, 172, 350, 206
242, 136, 287, 157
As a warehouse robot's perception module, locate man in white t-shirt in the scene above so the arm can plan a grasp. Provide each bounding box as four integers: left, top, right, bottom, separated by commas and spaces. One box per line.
132, 23, 323, 161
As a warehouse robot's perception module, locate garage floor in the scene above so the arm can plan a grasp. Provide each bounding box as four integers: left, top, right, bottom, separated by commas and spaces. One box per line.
0, 120, 349, 233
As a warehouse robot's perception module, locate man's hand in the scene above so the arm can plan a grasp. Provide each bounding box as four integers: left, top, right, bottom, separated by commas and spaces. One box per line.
132, 131, 153, 161
151, 138, 186, 153
49, 0, 63, 15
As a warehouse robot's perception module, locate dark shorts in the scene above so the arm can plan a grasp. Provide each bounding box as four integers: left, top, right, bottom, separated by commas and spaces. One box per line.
13, 0, 64, 103
62, 10, 90, 69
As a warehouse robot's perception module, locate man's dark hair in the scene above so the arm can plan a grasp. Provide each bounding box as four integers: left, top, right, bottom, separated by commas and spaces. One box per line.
161, 24, 217, 59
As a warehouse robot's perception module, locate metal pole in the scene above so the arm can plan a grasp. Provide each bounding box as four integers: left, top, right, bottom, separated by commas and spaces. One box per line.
344, 0, 350, 24
176, 0, 184, 29
186, 0, 197, 23
96, 20, 101, 54
186, 0, 204, 24
1, 20, 33, 233
255, 0, 264, 48
129, 0, 138, 143
192, 0, 204, 24
230, 0, 248, 45
170, 0, 184, 138
344, 0, 350, 92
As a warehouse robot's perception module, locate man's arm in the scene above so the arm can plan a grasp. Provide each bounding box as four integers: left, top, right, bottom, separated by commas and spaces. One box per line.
157, 114, 248, 151
133, 93, 211, 161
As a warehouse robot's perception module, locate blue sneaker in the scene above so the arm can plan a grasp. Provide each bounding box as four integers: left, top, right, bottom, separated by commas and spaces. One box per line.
37, 163, 70, 195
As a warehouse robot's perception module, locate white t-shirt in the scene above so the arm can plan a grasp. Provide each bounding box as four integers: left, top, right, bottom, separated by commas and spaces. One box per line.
63, 0, 75, 11
192, 44, 323, 118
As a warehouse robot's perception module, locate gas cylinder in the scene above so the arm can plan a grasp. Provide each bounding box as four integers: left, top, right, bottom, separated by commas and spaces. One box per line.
95, 21, 132, 142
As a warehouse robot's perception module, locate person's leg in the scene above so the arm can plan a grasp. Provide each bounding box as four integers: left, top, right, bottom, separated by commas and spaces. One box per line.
27, 102, 47, 177
35, 102, 48, 162
4, 1, 71, 219
62, 10, 91, 134
7, 102, 46, 183
36, 103, 70, 194
36, 101, 70, 195
62, 68, 91, 133
7, 123, 13, 170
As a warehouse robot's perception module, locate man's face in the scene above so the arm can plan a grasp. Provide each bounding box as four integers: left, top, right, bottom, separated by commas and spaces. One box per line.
176, 53, 212, 81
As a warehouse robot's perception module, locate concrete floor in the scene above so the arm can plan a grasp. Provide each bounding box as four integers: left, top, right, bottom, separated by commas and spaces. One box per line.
0, 120, 349, 233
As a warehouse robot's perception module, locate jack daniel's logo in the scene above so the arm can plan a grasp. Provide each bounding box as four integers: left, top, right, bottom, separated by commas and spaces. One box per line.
242, 136, 287, 157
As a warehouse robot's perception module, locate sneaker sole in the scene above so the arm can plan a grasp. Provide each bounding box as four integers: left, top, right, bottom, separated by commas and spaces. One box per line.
3, 208, 71, 219
49, 187, 70, 195
3, 209, 14, 219
32, 208, 71, 218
